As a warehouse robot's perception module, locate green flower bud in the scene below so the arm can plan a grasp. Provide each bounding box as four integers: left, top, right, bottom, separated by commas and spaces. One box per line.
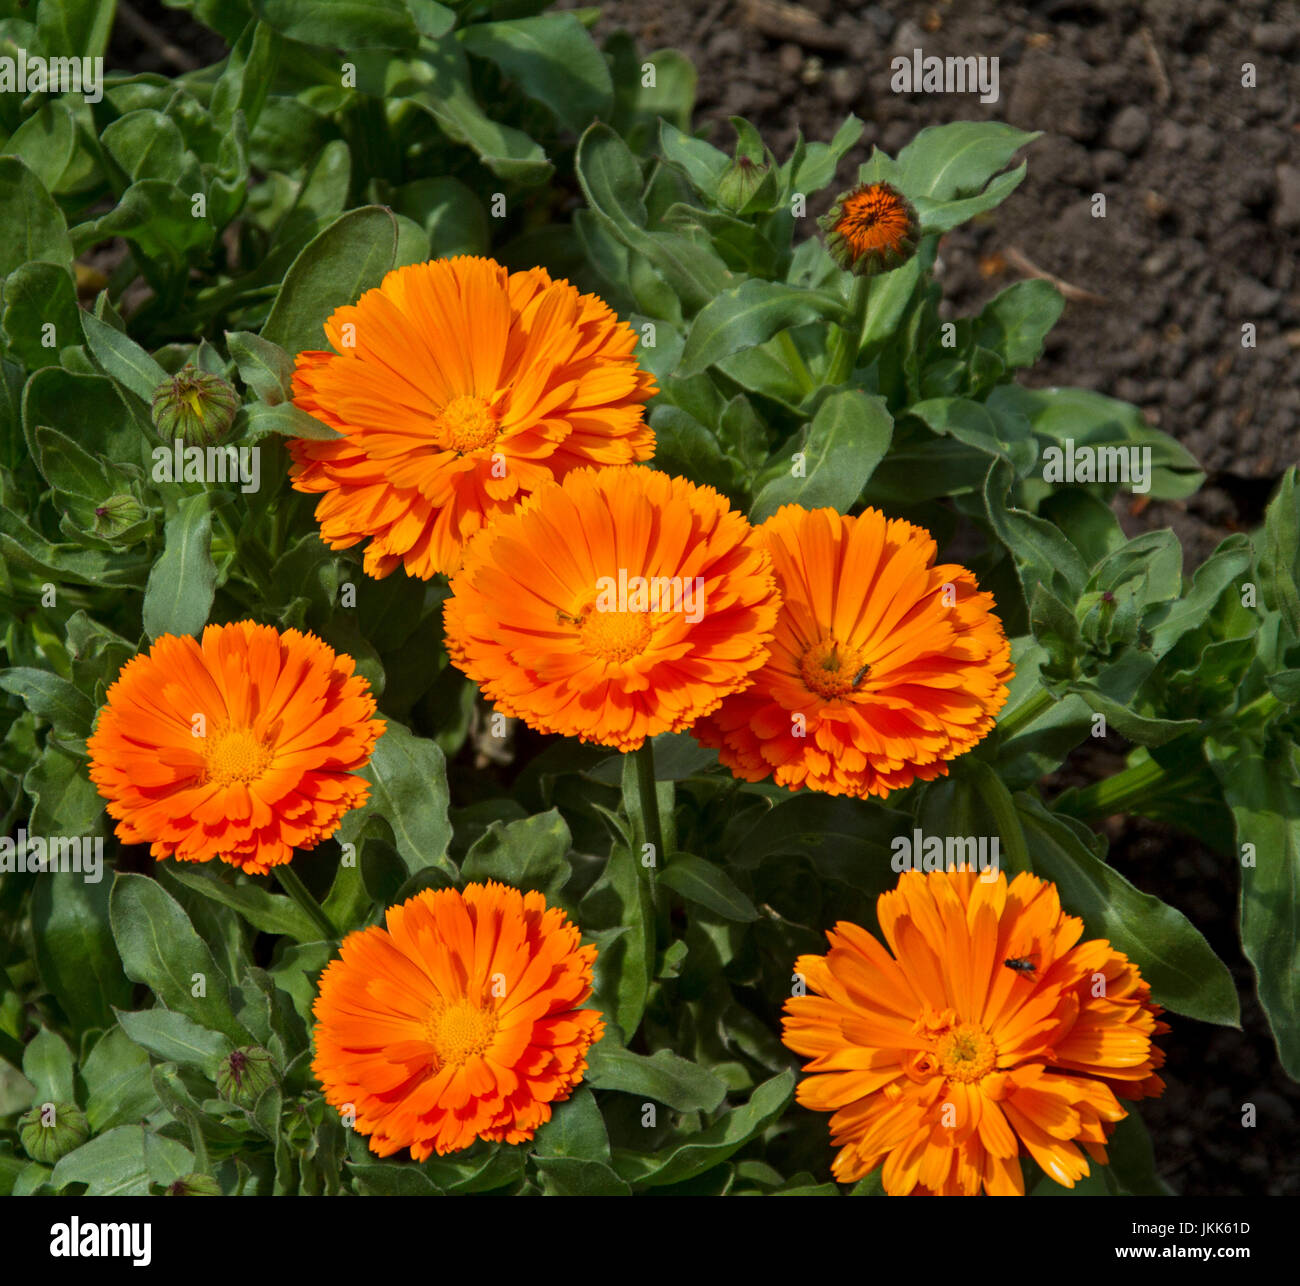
18, 1101, 89, 1164
92, 493, 150, 543
216, 1046, 277, 1107
151, 366, 239, 449
717, 154, 772, 214
163, 1172, 221, 1196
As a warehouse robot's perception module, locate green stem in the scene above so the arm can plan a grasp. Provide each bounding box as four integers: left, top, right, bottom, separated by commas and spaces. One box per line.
274, 866, 338, 940
1235, 690, 1280, 728
1058, 755, 1196, 821
634, 740, 666, 862
633, 741, 673, 947
775, 329, 816, 396
825, 275, 870, 385
997, 687, 1057, 742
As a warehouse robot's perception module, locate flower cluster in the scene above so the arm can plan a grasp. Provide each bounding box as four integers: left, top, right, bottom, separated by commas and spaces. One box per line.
82, 252, 1167, 1186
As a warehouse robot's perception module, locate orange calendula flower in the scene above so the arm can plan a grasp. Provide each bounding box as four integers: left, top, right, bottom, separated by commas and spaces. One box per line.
694, 505, 1012, 798
87, 621, 383, 875
312, 881, 604, 1159
784, 868, 1168, 1195
288, 255, 658, 579
820, 180, 919, 276
443, 465, 781, 752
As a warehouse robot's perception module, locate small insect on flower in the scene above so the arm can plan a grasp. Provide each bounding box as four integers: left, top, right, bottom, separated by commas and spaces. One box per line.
819, 181, 920, 277
1003, 956, 1038, 975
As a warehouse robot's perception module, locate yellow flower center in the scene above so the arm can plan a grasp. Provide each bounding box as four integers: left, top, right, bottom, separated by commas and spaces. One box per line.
799, 638, 870, 700
204, 727, 273, 786
934, 1023, 997, 1084
580, 608, 653, 662
437, 395, 500, 454
428, 1000, 497, 1067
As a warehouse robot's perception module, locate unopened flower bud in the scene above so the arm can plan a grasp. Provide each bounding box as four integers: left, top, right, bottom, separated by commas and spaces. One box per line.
163, 1172, 221, 1196
216, 1046, 277, 1107
151, 366, 239, 448
717, 154, 772, 214
92, 493, 149, 542
820, 181, 920, 277
18, 1101, 89, 1164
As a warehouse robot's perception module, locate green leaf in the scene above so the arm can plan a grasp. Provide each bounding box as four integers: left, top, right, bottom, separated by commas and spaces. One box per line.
2, 260, 79, 369
678, 279, 842, 378
909, 396, 1035, 472
337, 719, 454, 878
633, 49, 695, 132
786, 114, 864, 196
581, 840, 652, 1041
253, 0, 418, 48
82, 1026, 158, 1131
461, 809, 571, 899
49, 1125, 154, 1196
658, 121, 729, 197
33, 423, 135, 506
417, 1144, 525, 1193
36, 0, 115, 58
917, 761, 1031, 877
0, 668, 94, 737
576, 121, 648, 235
533, 1087, 610, 1161
23, 1027, 75, 1104
142, 492, 222, 640
212, 18, 282, 133
350, 1162, 442, 1195
897, 121, 1040, 202
1016, 795, 1239, 1026
410, 44, 552, 184
984, 456, 1089, 605
226, 329, 294, 404
160, 865, 323, 943
459, 15, 613, 135
116, 1008, 233, 1077
1205, 734, 1300, 1077
534, 1154, 633, 1195
3, 100, 77, 194
727, 792, 908, 895
391, 176, 488, 258
109, 872, 253, 1046
584, 1044, 727, 1112
913, 163, 1028, 233
991, 384, 1204, 503
1259, 468, 1300, 635
659, 852, 758, 922
0, 157, 73, 275
971, 279, 1064, 369
260, 205, 400, 357
31, 874, 130, 1032
750, 389, 892, 522
22, 367, 139, 465
614, 1069, 795, 1188
1106, 1113, 1174, 1196
243, 400, 341, 441
74, 180, 214, 268
100, 110, 191, 185
22, 740, 105, 837
80, 311, 169, 403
